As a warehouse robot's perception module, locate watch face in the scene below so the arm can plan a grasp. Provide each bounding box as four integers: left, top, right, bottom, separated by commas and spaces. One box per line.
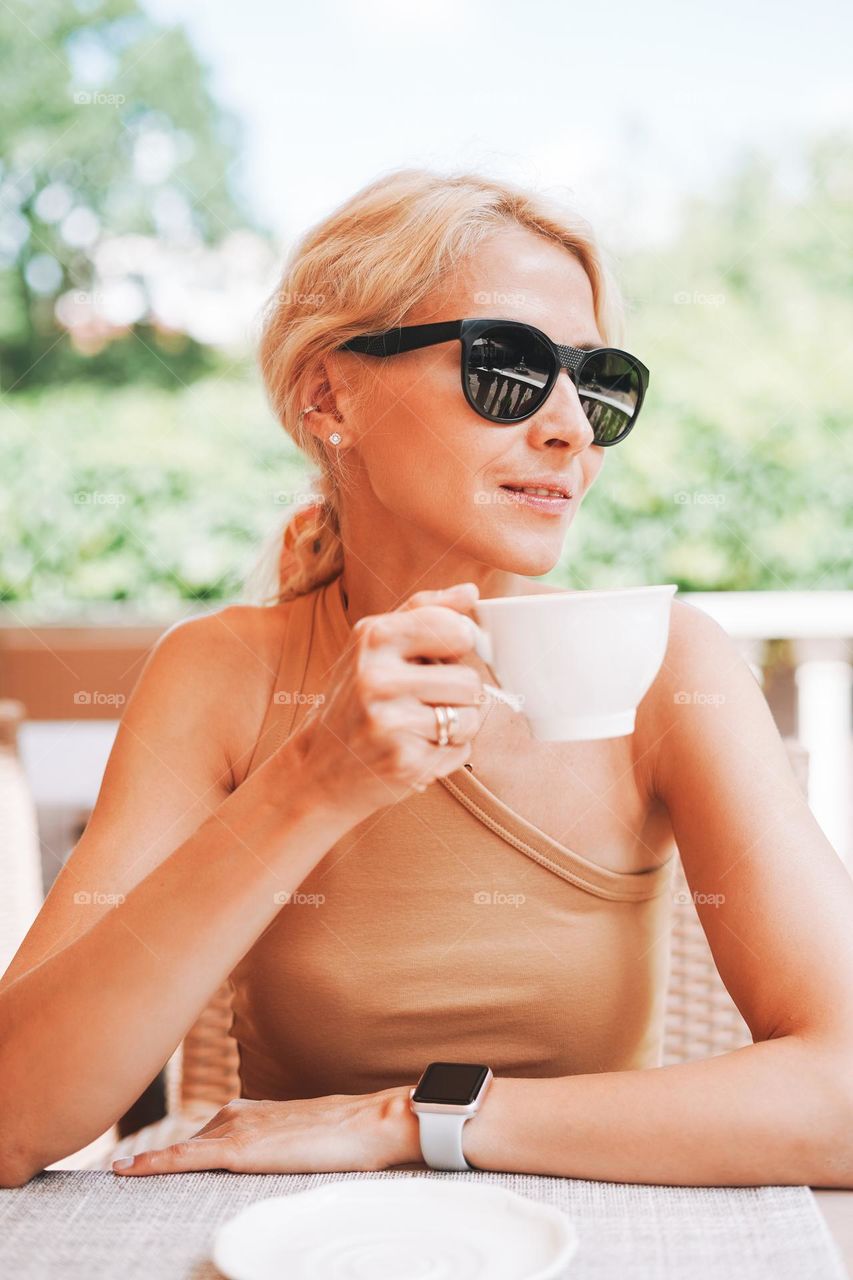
411, 1062, 490, 1105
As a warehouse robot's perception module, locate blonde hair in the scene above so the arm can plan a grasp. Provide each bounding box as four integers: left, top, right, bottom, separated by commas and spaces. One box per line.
245, 165, 627, 606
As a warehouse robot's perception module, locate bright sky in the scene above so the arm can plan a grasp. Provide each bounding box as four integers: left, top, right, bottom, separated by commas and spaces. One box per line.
143, 0, 852, 253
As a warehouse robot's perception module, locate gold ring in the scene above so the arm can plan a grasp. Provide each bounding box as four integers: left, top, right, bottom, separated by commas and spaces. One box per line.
433, 704, 459, 747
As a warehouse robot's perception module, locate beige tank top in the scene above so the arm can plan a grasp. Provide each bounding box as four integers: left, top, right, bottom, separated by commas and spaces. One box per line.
229, 575, 676, 1100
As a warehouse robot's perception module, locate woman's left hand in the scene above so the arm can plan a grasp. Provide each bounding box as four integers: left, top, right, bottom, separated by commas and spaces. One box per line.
111, 1086, 422, 1176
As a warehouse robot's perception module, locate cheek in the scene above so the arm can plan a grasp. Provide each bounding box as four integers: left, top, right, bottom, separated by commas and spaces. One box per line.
367, 359, 504, 505
582, 448, 605, 491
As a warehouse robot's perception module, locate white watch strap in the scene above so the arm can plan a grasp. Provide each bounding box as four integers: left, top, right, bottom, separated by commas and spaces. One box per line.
416, 1111, 472, 1171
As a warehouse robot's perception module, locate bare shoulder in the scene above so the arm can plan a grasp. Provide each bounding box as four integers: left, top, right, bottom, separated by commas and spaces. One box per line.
651, 595, 733, 681
157, 600, 287, 669
634, 595, 772, 799
145, 600, 291, 788
635, 597, 732, 734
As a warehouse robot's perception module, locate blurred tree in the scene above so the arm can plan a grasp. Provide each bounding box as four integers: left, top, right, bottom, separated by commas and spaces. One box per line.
0, 0, 264, 389
573, 133, 853, 593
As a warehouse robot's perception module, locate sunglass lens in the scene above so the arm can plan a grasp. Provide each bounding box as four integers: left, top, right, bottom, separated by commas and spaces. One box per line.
466, 325, 553, 421
577, 350, 641, 443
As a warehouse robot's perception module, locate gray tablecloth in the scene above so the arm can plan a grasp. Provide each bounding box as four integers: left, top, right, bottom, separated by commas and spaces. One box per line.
0, 1167, 846, 1280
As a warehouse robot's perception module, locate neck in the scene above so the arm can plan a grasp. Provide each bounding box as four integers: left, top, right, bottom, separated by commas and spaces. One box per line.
333, 475, 554, 627
337, 549, 541, 629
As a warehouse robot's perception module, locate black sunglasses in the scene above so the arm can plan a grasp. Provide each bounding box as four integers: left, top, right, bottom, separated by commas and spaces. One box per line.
340, 318, 649, 445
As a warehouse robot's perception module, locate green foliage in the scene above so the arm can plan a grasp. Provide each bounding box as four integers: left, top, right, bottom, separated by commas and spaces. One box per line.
1, 121, 851, 611
0, 374, 311, 618
564, 135, 853, 592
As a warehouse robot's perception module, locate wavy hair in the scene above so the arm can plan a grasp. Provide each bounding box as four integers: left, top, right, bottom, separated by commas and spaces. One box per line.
243, 165, 627, 606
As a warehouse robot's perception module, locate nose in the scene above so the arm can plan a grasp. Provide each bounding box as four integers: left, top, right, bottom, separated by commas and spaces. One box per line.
526, 370, 596, 452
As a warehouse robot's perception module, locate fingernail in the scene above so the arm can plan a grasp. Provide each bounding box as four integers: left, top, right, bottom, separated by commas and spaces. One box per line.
112, 1156, 135, 1170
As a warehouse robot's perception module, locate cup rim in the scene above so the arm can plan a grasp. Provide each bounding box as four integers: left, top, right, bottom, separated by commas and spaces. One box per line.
475, 583, 678, 608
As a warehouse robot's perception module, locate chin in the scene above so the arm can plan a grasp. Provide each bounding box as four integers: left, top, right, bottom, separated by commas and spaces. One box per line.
476, 534, 564, 578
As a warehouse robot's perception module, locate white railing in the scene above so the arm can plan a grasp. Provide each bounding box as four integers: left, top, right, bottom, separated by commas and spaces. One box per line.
2, 591, 851, 870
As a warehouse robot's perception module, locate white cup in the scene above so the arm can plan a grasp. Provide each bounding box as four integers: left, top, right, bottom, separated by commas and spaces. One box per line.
473, 584, 678, 741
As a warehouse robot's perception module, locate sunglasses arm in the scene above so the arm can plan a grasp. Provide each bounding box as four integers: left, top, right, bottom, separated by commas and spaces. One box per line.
340, 320, 463, 357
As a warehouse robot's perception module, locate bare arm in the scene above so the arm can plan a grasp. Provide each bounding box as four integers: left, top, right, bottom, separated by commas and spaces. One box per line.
0, 610, 356, 1186
460, 601, 853, 1185
0, 582, 489, 1187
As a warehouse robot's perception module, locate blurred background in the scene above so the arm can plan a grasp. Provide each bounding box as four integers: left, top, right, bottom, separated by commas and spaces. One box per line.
0, 0, 851, 1158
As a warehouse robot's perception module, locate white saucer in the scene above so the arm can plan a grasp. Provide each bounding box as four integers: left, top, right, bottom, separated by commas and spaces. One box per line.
212, 1176, 579, 1279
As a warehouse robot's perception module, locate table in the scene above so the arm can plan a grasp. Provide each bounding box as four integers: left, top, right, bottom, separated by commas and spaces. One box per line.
0, 1168, 848, 1279
818, 1191, 853, 1276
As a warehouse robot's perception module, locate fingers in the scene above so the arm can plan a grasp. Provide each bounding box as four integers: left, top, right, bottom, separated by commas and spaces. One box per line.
112, 1136, 233, 1176
396, 583, 479, 612
358, 603, 487, 664
412, 702, 483, 744
365, 661, 485, 707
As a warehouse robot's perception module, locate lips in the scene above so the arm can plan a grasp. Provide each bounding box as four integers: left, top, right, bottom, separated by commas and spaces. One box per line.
500, 481, 574, 499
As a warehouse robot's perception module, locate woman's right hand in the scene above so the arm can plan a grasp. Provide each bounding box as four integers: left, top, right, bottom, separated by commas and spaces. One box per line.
286, 582, 490, 822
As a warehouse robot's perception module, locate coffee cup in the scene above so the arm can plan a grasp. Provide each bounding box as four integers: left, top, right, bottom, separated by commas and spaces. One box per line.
473, 584, 678, 741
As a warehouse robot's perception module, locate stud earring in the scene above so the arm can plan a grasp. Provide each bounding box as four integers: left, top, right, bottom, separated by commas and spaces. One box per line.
328, 432, 342, 445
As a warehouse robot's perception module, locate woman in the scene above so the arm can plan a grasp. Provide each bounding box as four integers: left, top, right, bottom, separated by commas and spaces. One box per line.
1, 167, 851, 1189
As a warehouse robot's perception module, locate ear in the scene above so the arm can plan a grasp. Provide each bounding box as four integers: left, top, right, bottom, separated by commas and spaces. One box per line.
300, 359, 346, 441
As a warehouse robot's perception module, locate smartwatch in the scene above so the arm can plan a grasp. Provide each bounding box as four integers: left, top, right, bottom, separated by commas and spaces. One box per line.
408, 1061, 493, 1171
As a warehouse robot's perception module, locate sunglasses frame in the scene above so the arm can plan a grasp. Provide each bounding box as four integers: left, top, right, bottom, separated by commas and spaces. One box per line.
340, 317, 649, 444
